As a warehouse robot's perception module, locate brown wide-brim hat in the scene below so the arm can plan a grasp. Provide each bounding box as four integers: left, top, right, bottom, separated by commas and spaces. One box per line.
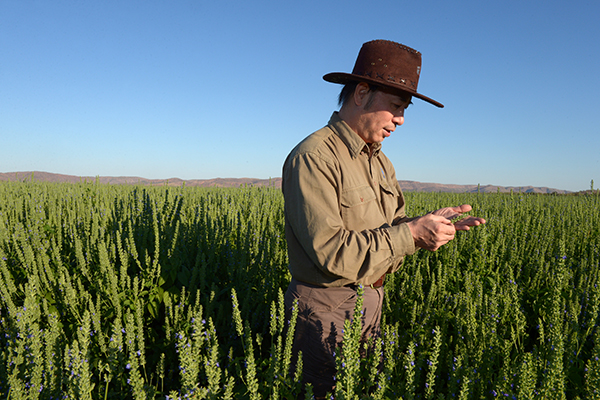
324, 39, 444, 108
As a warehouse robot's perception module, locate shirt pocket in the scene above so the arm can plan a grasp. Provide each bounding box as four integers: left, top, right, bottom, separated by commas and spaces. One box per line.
341, 185, 376, 207
340, 185, 383, 230
379, 180, 400, 218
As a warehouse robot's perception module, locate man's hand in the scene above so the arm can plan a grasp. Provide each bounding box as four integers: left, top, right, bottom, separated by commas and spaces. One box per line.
432, 204, 486, 231
407, 204, 486, 251
407, 214, 456, 251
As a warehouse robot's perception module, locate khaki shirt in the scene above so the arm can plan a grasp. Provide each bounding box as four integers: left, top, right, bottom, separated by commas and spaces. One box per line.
282, 112, 417, 287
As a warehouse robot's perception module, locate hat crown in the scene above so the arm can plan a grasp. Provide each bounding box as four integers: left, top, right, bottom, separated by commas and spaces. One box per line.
351, 40, 422, 93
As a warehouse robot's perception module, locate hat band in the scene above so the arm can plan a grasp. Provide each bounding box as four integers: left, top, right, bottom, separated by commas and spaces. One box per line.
361, 71, 418, 90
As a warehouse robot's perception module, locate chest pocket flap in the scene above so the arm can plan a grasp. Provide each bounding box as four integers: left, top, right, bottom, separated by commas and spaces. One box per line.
379, 179, 398, 196
341, 185, 376, 208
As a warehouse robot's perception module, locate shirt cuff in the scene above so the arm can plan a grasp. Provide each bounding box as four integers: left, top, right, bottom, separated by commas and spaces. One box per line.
390, 222, 417, 258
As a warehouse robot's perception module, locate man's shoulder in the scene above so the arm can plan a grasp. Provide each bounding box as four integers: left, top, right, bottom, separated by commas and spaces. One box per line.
296, 126, 334, 152
289, 125, 340, 159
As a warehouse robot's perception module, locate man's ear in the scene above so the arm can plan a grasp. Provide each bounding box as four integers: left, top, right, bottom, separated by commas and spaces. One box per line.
353, 82, 371, 106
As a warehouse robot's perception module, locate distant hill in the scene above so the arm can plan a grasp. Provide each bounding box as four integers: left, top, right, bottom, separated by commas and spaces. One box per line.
396, 180, 571, 194
0, 171, 572, 194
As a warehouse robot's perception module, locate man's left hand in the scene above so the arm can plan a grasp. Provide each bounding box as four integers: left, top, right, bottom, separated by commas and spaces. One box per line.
432, 204, 486, 231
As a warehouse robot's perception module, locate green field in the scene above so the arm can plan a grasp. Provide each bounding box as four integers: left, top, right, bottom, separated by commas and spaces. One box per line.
0, 180, 599, 399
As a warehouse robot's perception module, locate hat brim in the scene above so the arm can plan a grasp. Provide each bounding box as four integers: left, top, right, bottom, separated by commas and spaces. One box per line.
323, 72, 444, 108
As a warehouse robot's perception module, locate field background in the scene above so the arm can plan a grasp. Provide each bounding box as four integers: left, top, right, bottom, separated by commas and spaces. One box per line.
0, 171, 574, 194
0, 181, 599, 399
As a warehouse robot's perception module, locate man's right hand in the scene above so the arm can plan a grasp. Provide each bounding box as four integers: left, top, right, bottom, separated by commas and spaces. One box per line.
406, 214, 456, 251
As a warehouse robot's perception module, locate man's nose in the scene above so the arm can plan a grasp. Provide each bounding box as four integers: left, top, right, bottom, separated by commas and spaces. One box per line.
393, 115, 405, 127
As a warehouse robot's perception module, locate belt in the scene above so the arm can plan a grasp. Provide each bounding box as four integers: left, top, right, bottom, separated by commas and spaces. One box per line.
372, 274, 386, 288
343, 274, 386, 289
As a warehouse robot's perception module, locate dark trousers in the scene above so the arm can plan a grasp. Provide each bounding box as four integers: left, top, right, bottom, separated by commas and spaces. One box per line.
284, 278, 384, 398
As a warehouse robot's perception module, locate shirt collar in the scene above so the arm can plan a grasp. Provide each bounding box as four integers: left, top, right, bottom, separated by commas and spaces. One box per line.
328, 112, 382, 158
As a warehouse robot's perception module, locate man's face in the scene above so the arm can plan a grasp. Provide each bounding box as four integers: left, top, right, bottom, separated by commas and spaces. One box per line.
355, 87, 411, 144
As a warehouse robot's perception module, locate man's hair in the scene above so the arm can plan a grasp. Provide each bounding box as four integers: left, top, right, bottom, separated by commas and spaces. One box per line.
338, 82, 412, 110
338, 82, 380, 108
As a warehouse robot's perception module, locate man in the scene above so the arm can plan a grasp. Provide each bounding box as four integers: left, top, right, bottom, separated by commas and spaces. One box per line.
282, 39, 485, 397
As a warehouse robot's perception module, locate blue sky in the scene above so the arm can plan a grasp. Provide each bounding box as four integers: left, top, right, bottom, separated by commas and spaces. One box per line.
1, 0, 598, 192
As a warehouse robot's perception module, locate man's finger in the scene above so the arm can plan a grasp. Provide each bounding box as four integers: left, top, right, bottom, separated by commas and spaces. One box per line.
454, 217, 486, 231
459, 204, 473, 212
